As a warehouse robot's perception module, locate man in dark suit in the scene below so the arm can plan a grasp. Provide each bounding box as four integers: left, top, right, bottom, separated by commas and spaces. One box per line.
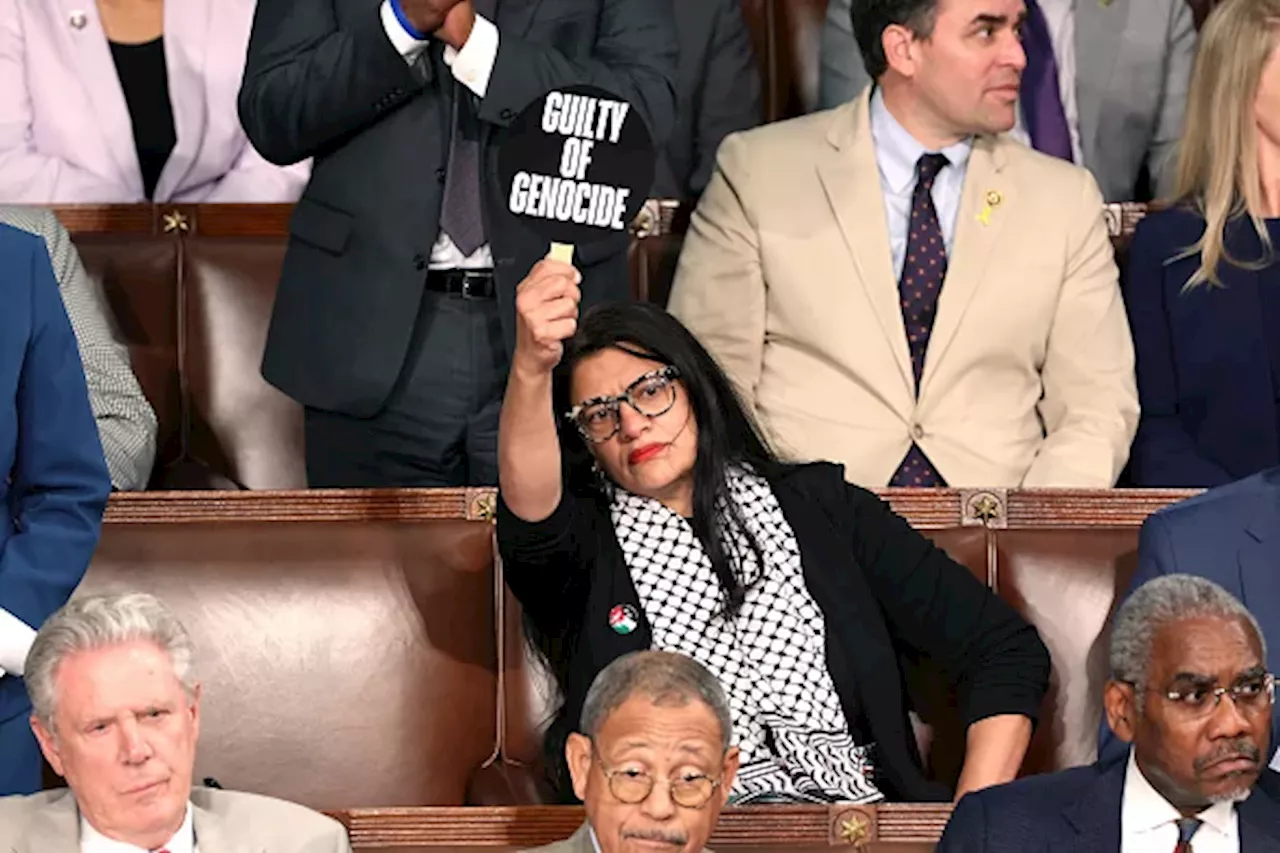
238, 0, 676, 487
652, 0, 761, 202
940, 574, 1280, 852
0, 223, 111, 795
1099, 471, 1280, 767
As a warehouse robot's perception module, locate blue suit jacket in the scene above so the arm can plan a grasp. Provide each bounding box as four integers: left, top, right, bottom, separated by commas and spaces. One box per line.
938, 759, 1280, 852
1123, 205, 1280, 487
0, 223, 110, 723
1097, 469, 1280, 763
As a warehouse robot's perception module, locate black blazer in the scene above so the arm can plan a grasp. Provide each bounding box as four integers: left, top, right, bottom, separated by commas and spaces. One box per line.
1123, 205, 1280, 486
651, 0, 761, 201
497, 462, 1051, 802
238, 0, 677, 416
938, 759, 1280, 852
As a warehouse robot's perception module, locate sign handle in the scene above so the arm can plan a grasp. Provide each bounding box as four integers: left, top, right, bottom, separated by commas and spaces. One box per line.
548, 242, 575, 264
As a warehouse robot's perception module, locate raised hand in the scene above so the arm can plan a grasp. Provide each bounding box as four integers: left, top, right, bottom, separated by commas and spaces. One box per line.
512, 258, 582, 378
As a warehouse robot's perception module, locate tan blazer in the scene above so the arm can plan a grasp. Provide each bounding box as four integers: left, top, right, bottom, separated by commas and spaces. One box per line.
668, 89, 1139, 488
0, 787, 351, 853
521, 824, 713, 853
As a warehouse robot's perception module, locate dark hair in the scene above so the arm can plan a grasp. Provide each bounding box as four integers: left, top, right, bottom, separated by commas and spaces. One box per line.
851, 0, 940, 80
553, 301, 782, 615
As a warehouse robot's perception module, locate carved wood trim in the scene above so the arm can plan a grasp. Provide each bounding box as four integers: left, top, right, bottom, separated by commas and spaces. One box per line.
99, 488, 1199, 528
52, 202, 677, 241
875, 489, 967, 529
187, 203, 294, 236
102, 488, 495, 524
52, 204, 159, 235
1000, 489, 1198, 527
328, 804, 954, 847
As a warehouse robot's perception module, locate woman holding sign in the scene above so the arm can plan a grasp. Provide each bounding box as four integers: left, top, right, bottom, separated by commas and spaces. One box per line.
497, 260, 1051, 805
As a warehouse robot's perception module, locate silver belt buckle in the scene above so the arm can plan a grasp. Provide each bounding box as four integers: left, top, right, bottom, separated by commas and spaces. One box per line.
460, 271, 486, 299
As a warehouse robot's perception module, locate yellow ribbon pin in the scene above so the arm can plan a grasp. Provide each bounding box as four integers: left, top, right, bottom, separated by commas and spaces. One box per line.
977, 190, 1002, 226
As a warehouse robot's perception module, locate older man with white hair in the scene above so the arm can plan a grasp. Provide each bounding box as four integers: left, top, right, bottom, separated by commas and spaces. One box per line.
0, 592, 351, 852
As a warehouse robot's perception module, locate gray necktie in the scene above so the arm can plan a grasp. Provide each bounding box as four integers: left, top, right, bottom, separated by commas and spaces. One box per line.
439, 0, 496, 257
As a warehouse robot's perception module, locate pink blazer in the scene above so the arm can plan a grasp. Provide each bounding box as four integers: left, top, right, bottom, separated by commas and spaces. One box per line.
0, 0, 309, 203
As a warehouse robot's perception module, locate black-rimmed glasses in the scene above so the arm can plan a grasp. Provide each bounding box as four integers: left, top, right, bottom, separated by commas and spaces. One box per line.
565, 366, 680, 444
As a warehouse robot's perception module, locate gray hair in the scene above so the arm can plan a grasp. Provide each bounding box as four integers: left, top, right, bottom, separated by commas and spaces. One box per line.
1110, 574, 1266, 708
26, 592, 196, 729
580, 651, 733, 751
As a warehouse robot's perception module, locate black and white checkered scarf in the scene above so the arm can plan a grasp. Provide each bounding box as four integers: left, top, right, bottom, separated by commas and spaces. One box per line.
610, 466, 882, 804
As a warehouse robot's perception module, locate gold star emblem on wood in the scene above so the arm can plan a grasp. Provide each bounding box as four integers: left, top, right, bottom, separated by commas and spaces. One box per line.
162, 210, 190, 234
838, 814, 869, 846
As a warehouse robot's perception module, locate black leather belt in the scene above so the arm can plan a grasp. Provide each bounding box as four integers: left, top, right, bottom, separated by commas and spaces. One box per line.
425, 269, 496, 299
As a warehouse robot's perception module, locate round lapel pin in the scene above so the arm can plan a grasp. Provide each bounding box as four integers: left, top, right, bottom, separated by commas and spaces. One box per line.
608, 604, 639, 635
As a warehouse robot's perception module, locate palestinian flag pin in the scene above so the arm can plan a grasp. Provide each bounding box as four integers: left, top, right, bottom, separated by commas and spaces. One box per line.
609, 604, 639, 635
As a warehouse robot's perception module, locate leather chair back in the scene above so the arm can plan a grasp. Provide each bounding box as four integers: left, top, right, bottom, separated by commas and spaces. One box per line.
183, 233, 305, 489
79, 492, 500, 809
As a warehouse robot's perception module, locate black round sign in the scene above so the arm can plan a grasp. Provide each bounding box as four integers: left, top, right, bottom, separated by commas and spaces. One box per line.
497, 85, 655, 247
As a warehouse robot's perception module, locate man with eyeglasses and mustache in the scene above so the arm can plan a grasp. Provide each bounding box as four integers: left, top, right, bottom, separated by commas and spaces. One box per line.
938, 574, 1280, 852
522, 650, 738, 853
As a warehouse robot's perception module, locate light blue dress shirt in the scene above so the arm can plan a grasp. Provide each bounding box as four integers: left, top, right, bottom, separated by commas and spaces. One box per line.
868, 87, 974, 281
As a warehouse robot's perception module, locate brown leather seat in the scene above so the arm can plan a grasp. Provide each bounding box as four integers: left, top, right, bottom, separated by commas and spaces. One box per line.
75, 234, 183, 483
997, 528, 1140, 775
183, 236, 305, 489
78, 491, 500, 809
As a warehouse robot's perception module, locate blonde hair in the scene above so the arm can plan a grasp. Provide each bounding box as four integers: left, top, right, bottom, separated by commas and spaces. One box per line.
1173, 0, 1280, 288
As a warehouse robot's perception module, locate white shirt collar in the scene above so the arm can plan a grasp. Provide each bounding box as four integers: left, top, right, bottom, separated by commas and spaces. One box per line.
588, 825, 602, 853
1123, 749, 1238, 839
868, 86, 973, 196
81, 802, 195, 853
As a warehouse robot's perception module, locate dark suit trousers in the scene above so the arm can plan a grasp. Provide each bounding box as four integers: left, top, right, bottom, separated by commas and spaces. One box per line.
303, 290, 506, 487
0, 709, 41, 795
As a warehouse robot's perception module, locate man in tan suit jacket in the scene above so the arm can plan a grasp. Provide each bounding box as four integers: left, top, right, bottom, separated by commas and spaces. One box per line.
0, 787, 350, 852
0, 592, 351, 853
669, 0, 1138, 489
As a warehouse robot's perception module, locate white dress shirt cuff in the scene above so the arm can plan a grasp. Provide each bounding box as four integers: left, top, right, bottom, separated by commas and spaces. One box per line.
443, 15, 499, 98
0, 608, 37, 677
380, 0, 432, 63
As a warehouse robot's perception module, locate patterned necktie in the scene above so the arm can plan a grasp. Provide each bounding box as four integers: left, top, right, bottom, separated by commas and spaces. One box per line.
1019, 0, 1073, 161
889, 153, 949, 488
438, 0, 496, 259
439, 85, 487, 257
1173, 817, 1202, 853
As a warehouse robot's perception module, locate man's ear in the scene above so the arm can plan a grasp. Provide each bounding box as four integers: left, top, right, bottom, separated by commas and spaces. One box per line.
565, 733, 594, 803
881, 24, 921, 78
30, 715, 64, 777
189, 682, 202, 739
718, 746, 740, 808
1104, 679, 1138, 744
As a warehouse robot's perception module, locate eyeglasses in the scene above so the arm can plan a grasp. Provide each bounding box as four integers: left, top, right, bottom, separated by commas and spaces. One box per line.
595, 757, 721, 809
1132, 673, 1276, 721
565, 366, 680, 444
